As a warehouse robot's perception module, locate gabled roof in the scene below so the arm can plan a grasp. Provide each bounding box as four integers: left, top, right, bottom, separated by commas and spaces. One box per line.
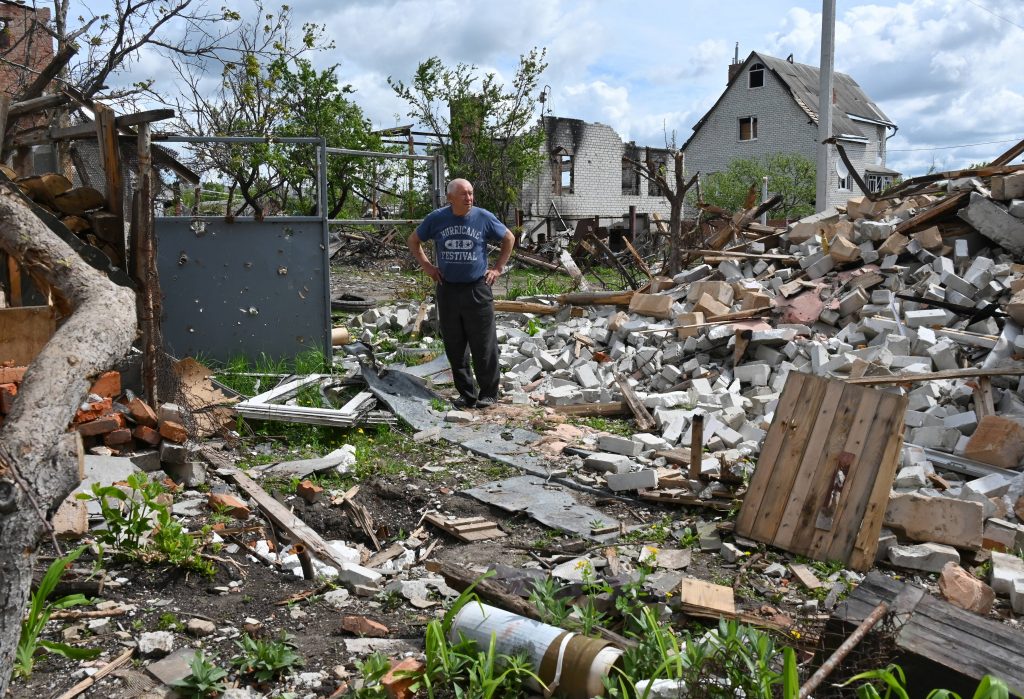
683, 51, 895, 152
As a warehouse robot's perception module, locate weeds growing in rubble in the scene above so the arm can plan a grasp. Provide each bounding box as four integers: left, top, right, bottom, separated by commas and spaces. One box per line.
231, 631, 304, 682
15, 547, 101, 678
77, 473, 218, 578
171, 651, 228, 698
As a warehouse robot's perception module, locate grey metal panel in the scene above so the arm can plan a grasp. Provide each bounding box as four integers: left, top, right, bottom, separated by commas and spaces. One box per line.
156, 217, 330, 363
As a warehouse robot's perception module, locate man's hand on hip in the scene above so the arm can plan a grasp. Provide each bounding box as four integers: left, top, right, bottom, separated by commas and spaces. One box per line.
484, 266, 502, 285
423, 263, 444, 283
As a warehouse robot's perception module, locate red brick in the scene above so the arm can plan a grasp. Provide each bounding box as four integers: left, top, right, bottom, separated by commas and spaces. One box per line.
89, 371, 121, 398
207, 493, 250, 520
0, 383, 17, 414
74, 397, 112, 424
381, 658, 424, 699
76, 415, 121, 437
132, 425, 161, 446
127, 397, 158, 428
0, 366, 26, 384
158, 420, 188, 443
297, 479, 324, 504
103, 428, 133, 447
340, 616, 389, 638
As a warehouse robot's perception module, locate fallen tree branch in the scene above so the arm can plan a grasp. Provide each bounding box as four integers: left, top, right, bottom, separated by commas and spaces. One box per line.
0, 183, 137, 695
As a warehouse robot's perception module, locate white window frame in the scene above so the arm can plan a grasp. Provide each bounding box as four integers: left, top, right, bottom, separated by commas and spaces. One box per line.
739, 116, 758, 141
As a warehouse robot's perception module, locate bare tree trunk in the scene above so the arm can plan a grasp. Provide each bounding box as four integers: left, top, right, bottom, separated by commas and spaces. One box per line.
0, 185, 137, 694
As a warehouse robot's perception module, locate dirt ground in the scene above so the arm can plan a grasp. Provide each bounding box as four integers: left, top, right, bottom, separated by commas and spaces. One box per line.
3, 261, 941, 698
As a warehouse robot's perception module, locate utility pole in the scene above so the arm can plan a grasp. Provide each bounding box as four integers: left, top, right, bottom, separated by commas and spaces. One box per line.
816, 0, 836, 212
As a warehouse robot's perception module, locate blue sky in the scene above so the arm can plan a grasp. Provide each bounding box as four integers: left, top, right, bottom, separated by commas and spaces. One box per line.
112, 0, 1024, 177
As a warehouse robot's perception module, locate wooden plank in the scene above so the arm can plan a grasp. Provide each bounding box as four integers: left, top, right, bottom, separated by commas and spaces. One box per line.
5, 255, 21, 306
972, 377, 995, 420
679, 577, 735, 616
803, 388, 882, 560
94, 103, 123, 220
831, 391, 907, 568
772, 379, 848, 549
558, 249, 591, 291
899, 618, 1024, 693
493, 299, 560, 315
742, 373, 831, 541
615, 374, 656, 432
552, 401, 630, 417
735, 371, 813, 536
846, 366, 1024, 384
225, 468, 361, 573
423, 513, 505, 542
894, 192, 969, 234
0, 306, 55, 364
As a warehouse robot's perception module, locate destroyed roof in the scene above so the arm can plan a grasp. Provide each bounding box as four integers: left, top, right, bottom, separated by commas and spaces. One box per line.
683, 50, 895, 151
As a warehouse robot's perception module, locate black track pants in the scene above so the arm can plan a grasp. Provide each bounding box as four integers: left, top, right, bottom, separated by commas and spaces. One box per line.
435, 279, 499, 402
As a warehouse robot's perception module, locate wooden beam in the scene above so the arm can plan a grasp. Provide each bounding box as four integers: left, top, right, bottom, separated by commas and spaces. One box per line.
845, 366, 1024, 385
615, 374, 656, 432
94, 103, 123, 220
7, 93, 68, 119
894, 192, 969, 235
689, 413, 704, 479
10, 108, 176, 148
552, 401, 630, 417
990, 136, 1024, 167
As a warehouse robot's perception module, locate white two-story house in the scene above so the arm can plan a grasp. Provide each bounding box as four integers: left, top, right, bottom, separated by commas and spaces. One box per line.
682, 50, 899, 213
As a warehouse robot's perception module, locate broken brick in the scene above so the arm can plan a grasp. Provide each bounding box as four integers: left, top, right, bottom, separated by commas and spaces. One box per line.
103, 428, 133, 447
76, 415, 121, 437
159, 420, 188, 444
0, 383, 16, 414
207, 493, 249, 519
296, 479, 324, 505
340, 615, 389, 638
380, 657, 424, 699
939, 562, 995, 615
89, 370, 121, 398
74, 397, 113, 423
0, 366, 26, 384
127, 397, 159, 428
963, 415, 1024, 469
132, 425, 162, 446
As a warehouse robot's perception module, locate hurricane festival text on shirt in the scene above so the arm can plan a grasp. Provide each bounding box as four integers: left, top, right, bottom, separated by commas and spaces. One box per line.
417, 206, 505, 282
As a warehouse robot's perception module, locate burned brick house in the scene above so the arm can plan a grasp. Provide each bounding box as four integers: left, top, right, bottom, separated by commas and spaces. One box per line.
519, 116, 675, 242
682, 50, 899, 213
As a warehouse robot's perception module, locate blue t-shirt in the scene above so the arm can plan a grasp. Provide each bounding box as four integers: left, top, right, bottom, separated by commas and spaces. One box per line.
416, 206, 507, 282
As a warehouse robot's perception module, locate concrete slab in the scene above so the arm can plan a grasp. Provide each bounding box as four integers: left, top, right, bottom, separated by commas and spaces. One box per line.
464, 476, 621, 542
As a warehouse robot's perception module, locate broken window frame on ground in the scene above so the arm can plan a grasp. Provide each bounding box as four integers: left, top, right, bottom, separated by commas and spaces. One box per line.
233, 373, 396, 428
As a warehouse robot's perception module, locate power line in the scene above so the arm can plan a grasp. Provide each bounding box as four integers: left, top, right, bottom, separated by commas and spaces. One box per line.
889, 137, 1022, 152
964, 0, 1024, 32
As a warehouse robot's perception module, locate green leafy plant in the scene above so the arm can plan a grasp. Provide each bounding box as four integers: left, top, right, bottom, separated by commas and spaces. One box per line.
157, 612, 184, 632
352, 652, 392, 698
528, 576, 572, 627
151, 514, 217, 578
231, 632, 304, 682
77, 472, 166, 550
171, 651, 229, 698
14, 547, 101, 678
410, 572, 543, 699
843, 664, 1011, 699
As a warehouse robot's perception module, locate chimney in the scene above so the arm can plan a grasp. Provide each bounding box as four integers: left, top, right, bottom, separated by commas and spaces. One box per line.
728, 42, 744, 83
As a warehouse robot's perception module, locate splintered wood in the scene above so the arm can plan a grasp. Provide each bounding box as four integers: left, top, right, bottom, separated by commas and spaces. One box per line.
735, 372, 908, 571
423, 513, 506, 542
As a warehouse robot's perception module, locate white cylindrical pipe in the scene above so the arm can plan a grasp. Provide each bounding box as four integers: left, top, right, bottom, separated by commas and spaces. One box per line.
449, 602, 622, 699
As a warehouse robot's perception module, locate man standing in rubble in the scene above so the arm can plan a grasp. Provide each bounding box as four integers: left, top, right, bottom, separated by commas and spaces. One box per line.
408, 178, 515, 409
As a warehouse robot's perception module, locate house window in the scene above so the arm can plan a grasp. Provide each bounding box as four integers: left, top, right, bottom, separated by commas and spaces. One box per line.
739, 116, 758, 141
866, 174, 894, 193
622, 158, 639, 195
748, 62, 765, 88
646, 153, 669, 197
552, 148, 573, 194
838, 174, 851, 191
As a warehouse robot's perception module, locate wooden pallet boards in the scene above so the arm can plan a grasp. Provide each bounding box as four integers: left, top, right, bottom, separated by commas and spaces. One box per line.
679, 577, 736, 616
423, 513, 506, 542
735, 372, 908, 570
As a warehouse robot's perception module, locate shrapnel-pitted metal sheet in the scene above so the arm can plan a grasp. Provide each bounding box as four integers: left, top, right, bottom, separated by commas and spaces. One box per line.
156, 217, 330, 362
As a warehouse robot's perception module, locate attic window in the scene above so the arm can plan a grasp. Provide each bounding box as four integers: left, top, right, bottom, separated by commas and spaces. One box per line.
739, 116, 758, 141
748, 62, 765, 88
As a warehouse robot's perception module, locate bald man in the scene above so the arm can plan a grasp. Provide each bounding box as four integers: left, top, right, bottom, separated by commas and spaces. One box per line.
408, 179, 515, 408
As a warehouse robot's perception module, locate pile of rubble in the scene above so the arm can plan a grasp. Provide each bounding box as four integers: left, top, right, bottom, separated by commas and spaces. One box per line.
351, 164, 1024, 615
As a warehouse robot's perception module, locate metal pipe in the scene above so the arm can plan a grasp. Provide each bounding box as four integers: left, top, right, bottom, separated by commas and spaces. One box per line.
325, 146, 434, 161
155, 135, 322, 144
294, 544, 316, 580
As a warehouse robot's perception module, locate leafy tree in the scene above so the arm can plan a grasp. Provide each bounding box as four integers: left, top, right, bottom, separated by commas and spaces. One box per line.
389, 49, 548, 219
170, 4, 388, 218
698, 153, 815, 221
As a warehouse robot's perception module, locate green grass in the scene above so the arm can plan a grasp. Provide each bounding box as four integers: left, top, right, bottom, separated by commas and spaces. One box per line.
574, 416, 635, 437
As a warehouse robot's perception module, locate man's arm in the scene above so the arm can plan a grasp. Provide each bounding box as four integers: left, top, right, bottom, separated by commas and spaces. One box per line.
408, 230, 443, 283
484, 229, 516, 285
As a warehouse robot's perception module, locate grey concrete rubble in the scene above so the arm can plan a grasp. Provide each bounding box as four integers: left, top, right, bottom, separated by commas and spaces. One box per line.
347, 174, 1024, 614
